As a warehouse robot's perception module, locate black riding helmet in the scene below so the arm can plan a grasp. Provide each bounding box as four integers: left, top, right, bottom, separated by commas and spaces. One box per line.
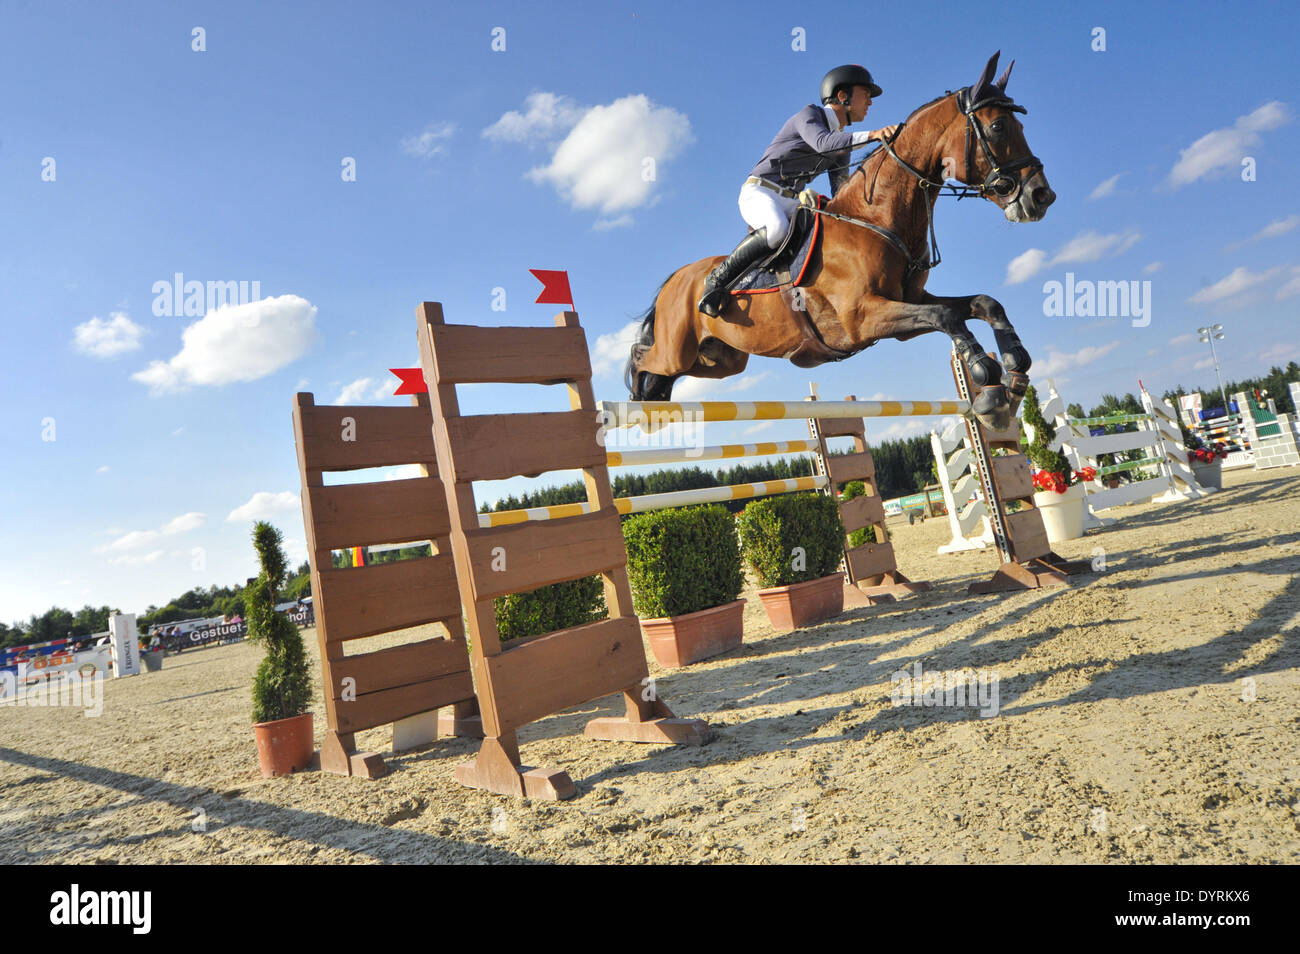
820, 64, 883, 104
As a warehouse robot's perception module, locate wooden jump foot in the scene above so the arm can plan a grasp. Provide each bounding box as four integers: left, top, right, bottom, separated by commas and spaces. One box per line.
969, 559, 1080, 594
347, 751, 388, 778
319, 732, 388, 779
453, 760, 576, 800
584, 715, 711, 746
454, 737, 577, 800
842, 584, 888, 608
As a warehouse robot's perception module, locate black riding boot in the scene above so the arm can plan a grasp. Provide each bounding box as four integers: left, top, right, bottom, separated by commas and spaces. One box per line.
698, 227, 772, 317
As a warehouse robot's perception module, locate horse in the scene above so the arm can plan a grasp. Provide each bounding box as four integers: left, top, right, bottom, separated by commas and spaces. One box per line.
624, 51, 1054, 432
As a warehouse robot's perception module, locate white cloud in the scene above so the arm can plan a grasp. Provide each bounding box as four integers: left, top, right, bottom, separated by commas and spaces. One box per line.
1006, 248, 1047, 285
594, 214, 635, 231
73, 311, 144, 358
869, 418, 932, 441
523, 94, 692, 215
1275, 266, 1300, 300
382, 464, 426, 481
1227, 214, 1299, 250
1143, 261, 1164, 274
228, 491, 300, 522
131, 295, 317, 394
1187, 265, 1285, 304
1259, 341, 1300, 365
1005, 230, 1140, 285
1033, 341, 1122, 378
1088, 173, 1125, 200
1051, 230, 1142, 264
1168, 333, 1197, 347
1193, 356, 1216, 370
671, 370, 774, 402
401, 121, 456, 158
104, 512, 206, 551
591, 320, 642, 377
106, 550, 167, 567
1255, 215, 1300, 240
483, 92, 585, 145
161, 512, 205, 534
334, 377, 375, 405
96, 465, 110, 474
1167, 101, 1291, 188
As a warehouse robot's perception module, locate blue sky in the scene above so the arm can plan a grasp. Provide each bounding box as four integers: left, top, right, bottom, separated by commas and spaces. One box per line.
2, 0, 1297, 623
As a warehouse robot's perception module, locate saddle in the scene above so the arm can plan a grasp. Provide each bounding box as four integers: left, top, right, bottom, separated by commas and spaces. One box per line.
726, 195, 853, 368
727, 196, 825, 294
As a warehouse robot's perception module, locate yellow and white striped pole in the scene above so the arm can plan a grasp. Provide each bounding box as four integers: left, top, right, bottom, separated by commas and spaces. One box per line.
605, 439, 821, 468
598, 398, 970, 430
477, 475, 828, 527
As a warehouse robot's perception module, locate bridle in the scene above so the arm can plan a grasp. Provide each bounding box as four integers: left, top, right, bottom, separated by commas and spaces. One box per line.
953, 86, 1041, 201
809, 85, 1042, 280
876, 86, 1040, 201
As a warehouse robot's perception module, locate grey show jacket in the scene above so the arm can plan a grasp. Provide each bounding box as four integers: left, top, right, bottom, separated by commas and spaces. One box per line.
748, 104, 855, 195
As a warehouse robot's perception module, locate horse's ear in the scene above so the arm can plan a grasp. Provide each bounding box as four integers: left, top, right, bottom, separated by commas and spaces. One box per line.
995, 59, 1014, 91
973, 50, 1000, 97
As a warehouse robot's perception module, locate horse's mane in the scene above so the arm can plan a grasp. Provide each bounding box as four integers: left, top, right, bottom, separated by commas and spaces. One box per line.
841, 88, 960, 190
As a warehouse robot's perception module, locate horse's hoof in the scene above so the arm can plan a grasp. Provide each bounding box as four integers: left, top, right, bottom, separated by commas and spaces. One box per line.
972, 384, 1013, 433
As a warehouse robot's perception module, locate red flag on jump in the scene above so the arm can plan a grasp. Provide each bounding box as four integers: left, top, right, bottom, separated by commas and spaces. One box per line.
530, 268, 573, 308
390, 367, 428, 395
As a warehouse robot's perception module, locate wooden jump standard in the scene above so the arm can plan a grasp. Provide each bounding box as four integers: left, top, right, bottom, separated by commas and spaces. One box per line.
292, 390, 481, 779
948, 353, 1092, 593
417, 302, 708, 800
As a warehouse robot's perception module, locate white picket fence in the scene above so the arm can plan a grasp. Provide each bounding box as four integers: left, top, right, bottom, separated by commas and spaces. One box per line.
930, 419, 994, 552
1039, 383, 1212, 529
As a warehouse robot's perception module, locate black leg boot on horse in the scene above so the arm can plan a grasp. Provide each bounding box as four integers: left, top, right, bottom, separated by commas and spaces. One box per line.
697, 227, 772, 317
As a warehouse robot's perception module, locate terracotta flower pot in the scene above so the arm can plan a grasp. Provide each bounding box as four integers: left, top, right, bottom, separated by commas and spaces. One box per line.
640, 599, 745, 668
756, 573, 845, 631
253, 712, 314, 778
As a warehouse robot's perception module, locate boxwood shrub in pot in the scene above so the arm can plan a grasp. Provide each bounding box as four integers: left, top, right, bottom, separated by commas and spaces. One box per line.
736, 492, 847, 630
623, 505, 745, 667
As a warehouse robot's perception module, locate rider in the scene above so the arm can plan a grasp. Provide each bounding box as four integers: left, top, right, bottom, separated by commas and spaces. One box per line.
698, 64, 900, 317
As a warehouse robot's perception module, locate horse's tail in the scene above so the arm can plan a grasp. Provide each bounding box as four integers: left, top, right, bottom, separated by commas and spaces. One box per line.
624, 274, 674, 399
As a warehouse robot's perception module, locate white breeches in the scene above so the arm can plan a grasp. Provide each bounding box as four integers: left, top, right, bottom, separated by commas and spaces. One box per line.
738, 181, 798, 248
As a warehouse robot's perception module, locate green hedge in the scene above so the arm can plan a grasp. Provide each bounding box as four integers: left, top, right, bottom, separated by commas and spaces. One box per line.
736, 492, 845, 588
494, 576, 606, 642
840, 481, 868, 548
623, 505, 744, 618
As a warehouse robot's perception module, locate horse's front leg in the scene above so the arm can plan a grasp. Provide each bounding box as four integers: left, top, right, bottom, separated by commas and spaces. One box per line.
916, 292, 1031, 416
850, 295, 1015, 431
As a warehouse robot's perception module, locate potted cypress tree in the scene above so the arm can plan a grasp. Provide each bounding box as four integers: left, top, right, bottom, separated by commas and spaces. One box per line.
624, 505, 745, 667
248, 522, 314, 777
736, 492, 846, 631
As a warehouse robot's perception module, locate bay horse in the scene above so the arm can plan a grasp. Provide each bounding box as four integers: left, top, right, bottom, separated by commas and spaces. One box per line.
625, 51, 1053, 432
